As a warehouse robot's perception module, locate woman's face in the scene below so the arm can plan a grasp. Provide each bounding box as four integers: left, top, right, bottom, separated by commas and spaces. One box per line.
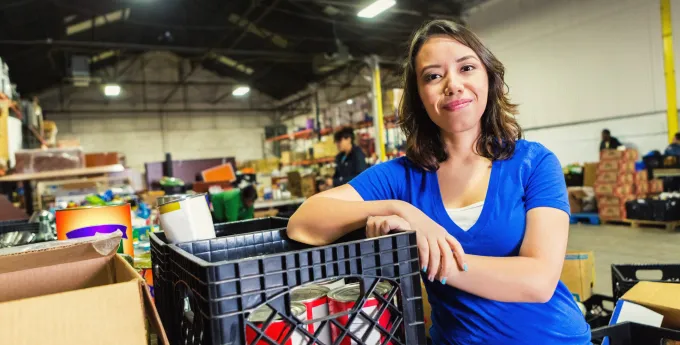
415, 35, 489, 135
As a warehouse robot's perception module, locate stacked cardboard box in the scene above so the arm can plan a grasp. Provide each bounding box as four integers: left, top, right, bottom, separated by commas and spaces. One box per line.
595, 149, 638, 221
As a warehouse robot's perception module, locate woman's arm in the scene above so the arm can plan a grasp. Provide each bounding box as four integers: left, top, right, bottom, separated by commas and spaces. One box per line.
442, 207, 569, 303
287, 185, 404, 245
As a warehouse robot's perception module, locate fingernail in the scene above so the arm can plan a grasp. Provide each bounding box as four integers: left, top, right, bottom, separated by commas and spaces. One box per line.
440, 277, 447, 285
463, 263, 469, 272
429, 275, 434, 282
422, 266, 427, 273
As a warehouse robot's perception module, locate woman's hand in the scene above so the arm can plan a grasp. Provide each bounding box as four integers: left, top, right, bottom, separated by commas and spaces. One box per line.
365, 206, 467, 284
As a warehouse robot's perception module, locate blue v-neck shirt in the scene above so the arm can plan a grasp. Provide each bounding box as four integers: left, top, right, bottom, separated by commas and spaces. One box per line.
349, 140, 591, 345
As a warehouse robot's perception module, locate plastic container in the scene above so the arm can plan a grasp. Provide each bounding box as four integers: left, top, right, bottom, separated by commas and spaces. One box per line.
149, 217, 289, 341
611, 264, 680, 301
591, 322, 680, 345
13, 148, 85, 174
165, 229, 425, 345
582, 294, 615, 329
0, 219, 41, 248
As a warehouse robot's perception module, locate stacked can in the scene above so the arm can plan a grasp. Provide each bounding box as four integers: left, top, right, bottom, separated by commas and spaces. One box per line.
246, 302, 308, 345
291, 285, 332, 344
316, 277, 346, 291
328, 282, 393, 345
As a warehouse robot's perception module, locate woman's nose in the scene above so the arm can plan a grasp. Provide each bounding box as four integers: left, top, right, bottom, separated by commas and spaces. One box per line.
443, 77, 463, 96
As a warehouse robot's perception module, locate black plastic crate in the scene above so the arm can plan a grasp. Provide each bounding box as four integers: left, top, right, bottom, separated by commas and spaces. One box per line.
166, 229, 425, 345
624, 200, 653, 221
591, 322, 680, 345
650, 199, 680, 221
0, 219, 39, 235
582, 294, 615, 329
611, 264, 680, 301
150, 217, 289, 341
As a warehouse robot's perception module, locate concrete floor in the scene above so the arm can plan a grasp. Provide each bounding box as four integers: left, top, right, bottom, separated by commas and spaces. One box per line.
567, 223, 680, 295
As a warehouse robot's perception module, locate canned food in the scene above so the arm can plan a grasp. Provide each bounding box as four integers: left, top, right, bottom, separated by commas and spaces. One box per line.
156, 194, 187, 207
328, 282, 393, 345
56, 204, 134, 256
158, 193, 215, 243
246, 302, 309, 345
291, 285, 331, 344
316, 277, 346, 291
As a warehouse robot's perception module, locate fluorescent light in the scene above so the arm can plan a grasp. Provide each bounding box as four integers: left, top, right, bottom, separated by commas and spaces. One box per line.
232, 86, 250, 96
346, 99, 354, 105
357, 0, 396, 18
104, 84, 121, 97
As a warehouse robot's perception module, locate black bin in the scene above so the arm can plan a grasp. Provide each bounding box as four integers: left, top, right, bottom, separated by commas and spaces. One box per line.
611, 264, 680, 301
650, 199, 680, 221
624, 200, 652, 221
149, 217, 289, 342
591, 322, 680, 345
583, 294, 616, 329
165, 228, 426, 345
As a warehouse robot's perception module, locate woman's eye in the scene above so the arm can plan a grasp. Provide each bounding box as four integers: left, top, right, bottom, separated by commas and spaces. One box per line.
461, 65, 475, 72
424, 73, 441, 82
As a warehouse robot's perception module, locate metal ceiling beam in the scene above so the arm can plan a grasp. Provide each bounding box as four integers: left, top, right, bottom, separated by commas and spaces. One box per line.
162, 0, 283, 105
286, 0, 459, 19
0, 40, 309, 59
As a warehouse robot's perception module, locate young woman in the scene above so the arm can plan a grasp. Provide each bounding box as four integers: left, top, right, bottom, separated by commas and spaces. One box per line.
287, 20, 590, 344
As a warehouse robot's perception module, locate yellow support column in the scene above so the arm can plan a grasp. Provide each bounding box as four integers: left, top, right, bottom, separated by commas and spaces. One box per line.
661, 0, 678, 143
369, 55, 387, 162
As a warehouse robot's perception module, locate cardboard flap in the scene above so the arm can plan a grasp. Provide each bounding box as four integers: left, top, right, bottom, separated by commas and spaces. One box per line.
0, 280, 148, 345
0, 233, 121, 274
142, 282, 170, 344
623, 282, 680, 329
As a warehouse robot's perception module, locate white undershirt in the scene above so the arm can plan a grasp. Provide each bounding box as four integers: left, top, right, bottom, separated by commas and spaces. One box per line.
445, 200, 484, 231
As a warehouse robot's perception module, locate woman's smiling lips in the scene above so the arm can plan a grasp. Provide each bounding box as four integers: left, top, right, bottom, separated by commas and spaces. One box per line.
442, 99, 473, 111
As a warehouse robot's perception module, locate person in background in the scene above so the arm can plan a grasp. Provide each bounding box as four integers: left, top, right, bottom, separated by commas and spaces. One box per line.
665, 132, 680, 156
328, 127, 367, 187
600, 129, 622, 151
211, 184, 257, 222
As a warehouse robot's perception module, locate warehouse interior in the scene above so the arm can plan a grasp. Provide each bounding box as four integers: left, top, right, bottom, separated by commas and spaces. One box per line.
1, 0, 680, 344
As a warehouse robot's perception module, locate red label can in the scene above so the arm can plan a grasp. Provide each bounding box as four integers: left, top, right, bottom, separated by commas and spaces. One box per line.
55, 204, 133, 256
327, 282, 393, 345
246, 302, 308, 345
291, 285, 331, 344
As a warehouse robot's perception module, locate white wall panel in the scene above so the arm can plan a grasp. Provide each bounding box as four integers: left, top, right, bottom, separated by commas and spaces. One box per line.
467, 0, 678, 164
41, 52, 274, 172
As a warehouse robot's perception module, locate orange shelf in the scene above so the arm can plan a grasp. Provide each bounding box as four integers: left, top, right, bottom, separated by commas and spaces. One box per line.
266, 114, 398, 143
285, 156, 335, 167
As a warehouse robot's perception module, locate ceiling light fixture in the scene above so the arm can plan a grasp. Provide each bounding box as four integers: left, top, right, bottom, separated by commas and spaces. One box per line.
103, 84, 121, 97
232, 86, 250, 96
346, 99, 354, 105
357, 0, 396, 18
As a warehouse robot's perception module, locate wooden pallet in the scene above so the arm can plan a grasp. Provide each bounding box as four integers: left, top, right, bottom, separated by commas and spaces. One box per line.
602, 218, 680, 231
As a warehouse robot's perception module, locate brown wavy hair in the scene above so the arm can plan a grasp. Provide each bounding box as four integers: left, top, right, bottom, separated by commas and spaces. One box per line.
399, 20, 522, 171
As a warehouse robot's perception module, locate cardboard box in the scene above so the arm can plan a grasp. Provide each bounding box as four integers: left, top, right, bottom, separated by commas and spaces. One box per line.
583, 162, 599, 187
560, 251, 595, 302
301, 174, 317, 198
636, 181, 650, 195
568, 187, 594, 214
649, 179, 665, 193
421, 281, 432, 338
594, 183, 633, 197
598, 160, 636, 173
597, 195, 635, 207
618, 281, 680, 329
635, 170, 649, 184
599, 205, 626, 220
0, 235, 168, 345
596, 171, 634, 184
600, 149, 638, 161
